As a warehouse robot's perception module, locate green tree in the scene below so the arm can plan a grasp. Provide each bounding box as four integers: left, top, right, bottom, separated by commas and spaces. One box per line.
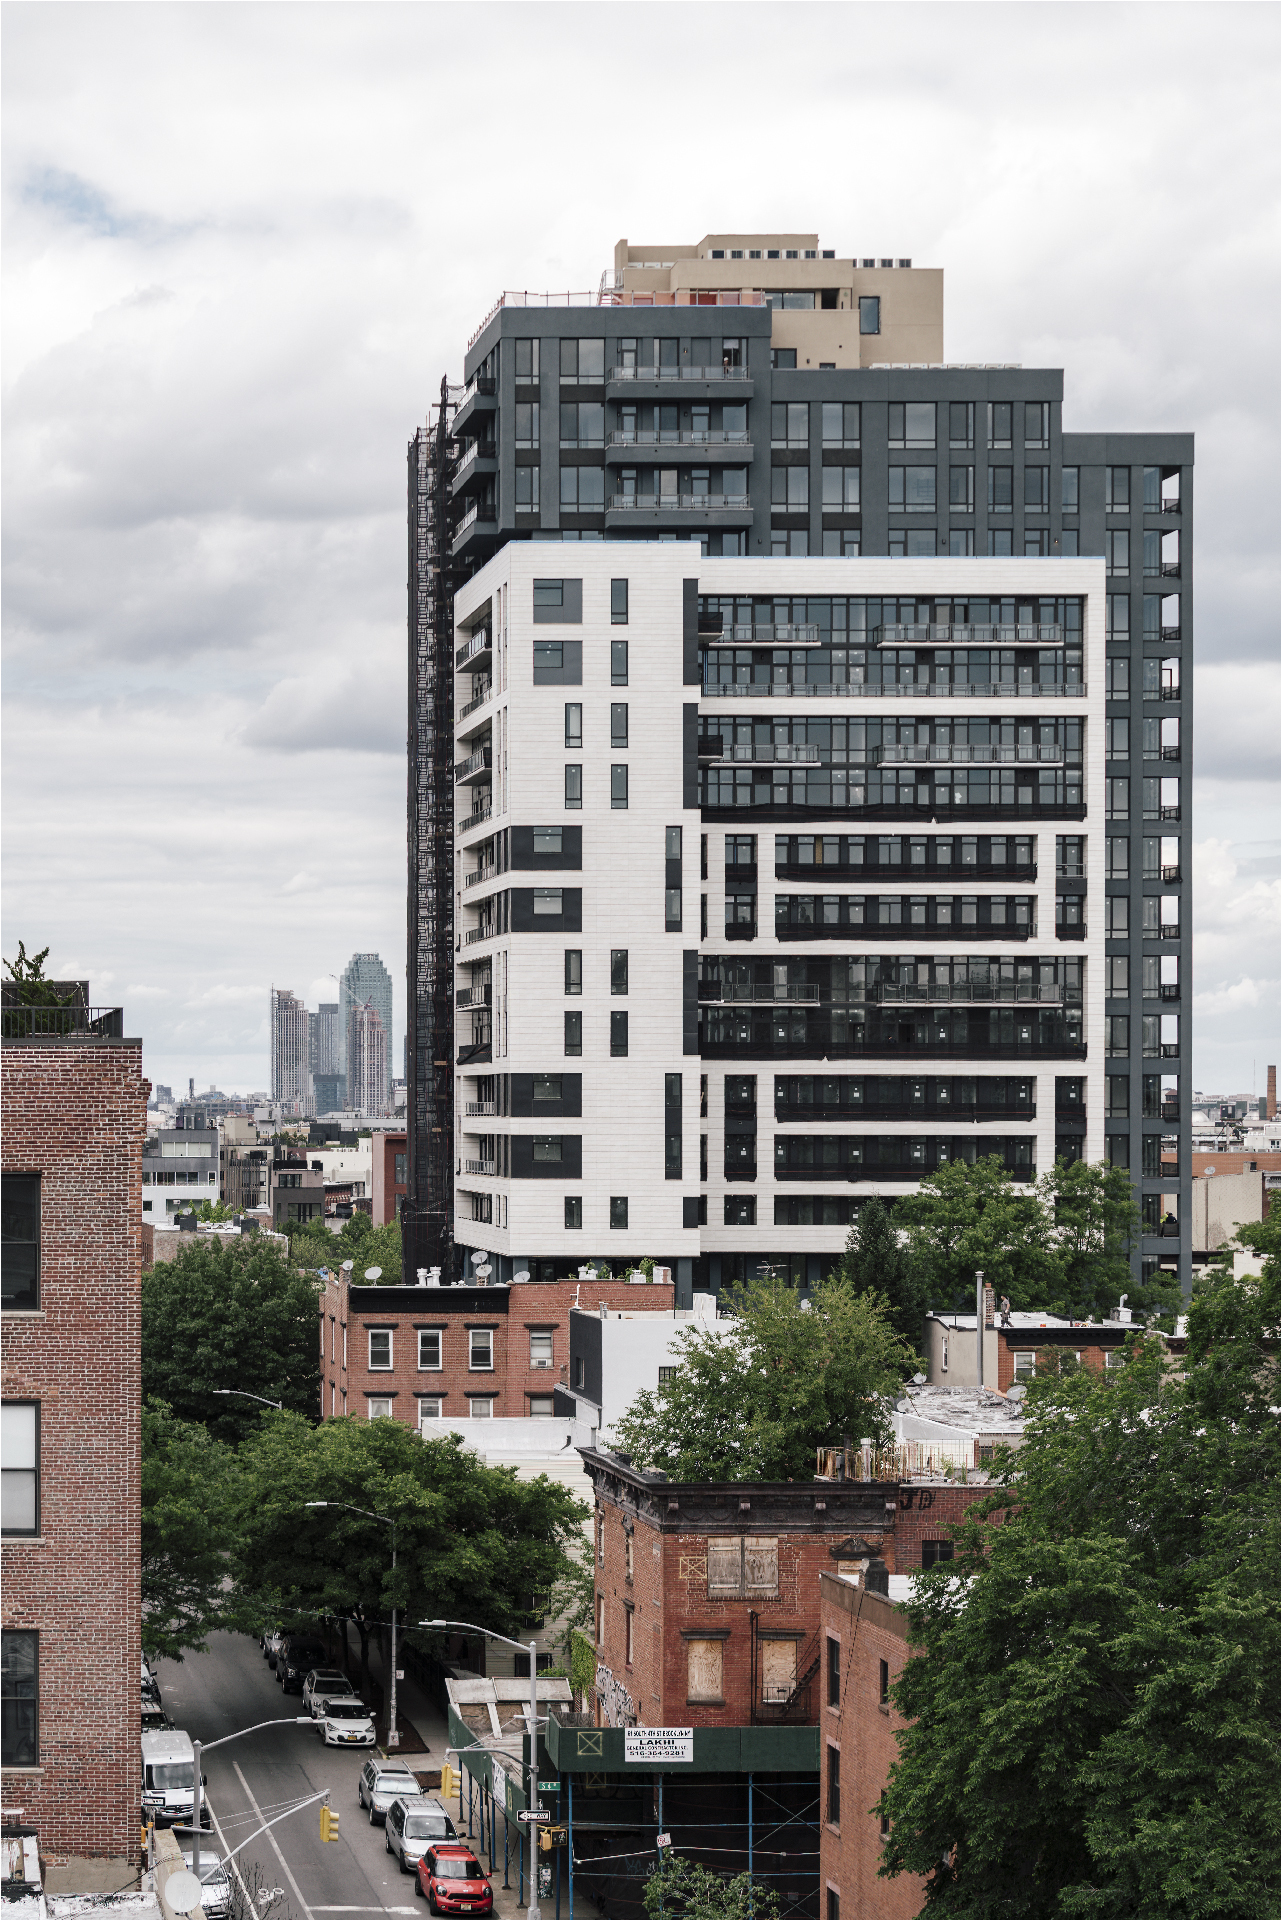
289, 1213, 403, 1282
878, 1261, 1281, 1918
839, 1194, 929, 1347
893, 1154, 1058, 1311
232, 1414, 588, 1701
142, 1400, 257, 1660
613, 1274, 919, 1482
641, 1855, 779, 1919
2, 941, 75, 1006
1036, 1157, 1169, 1320
141, 1237, 320, 1443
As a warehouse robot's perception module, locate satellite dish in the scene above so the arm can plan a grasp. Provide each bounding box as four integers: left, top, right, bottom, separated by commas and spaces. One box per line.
341, 1260, 354, 1273
164, 1871, 204, 1916
364, 1266, 383, 1280
513, 1270, 531, 1284
470, 1251, 486, 1264
912, 1373, 927, 1386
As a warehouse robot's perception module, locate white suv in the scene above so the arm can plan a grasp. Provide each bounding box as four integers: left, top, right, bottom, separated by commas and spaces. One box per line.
320, 1696, 376, 1747
303, 1669, 351, 1718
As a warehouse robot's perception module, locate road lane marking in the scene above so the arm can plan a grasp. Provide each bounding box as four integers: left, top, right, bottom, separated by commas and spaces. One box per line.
233, 1760, 315, 1921
206, 1794, 261, 1921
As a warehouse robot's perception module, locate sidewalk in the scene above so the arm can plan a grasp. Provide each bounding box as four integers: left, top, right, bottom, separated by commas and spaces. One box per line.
363, 1640, 539, 1920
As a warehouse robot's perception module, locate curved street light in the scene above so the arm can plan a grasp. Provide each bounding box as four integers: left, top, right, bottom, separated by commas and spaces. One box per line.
212, 1389, 284, 1411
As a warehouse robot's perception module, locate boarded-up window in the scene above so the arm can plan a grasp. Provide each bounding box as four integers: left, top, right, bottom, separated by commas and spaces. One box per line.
707, 1538, 742, 1595
686, 1639, 724, 1703
744, 1537, 779, 1596
760, 1638, 797, 1704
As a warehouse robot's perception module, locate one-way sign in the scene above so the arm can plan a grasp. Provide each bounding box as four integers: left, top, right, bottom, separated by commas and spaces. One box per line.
518, 1809, 552, 1825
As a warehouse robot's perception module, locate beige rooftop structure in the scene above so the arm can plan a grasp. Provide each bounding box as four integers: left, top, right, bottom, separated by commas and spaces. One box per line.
604, 232, 944, 367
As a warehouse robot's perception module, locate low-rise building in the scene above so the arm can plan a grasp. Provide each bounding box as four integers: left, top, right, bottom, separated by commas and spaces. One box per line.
318, 1273, 675, 1426
557, 1294, 724, 1439
141, 1126, 219, 1223
269, 1151, 324, 1229
924, 1309, 1130, 1390
1191, 1166, 1276, 1262
371, 1129, 408, 1226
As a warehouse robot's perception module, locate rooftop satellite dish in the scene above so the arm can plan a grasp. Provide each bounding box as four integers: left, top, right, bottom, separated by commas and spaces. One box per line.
341, 1260, 354, 1273
912, 1373, 927, 1386
163, 1871, 204, 1917
513, 1270, 531, 1284
364, 1266, 383, 1281
471, 1251, 486, 1264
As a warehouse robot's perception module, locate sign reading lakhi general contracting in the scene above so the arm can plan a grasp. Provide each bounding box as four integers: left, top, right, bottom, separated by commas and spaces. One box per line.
624, 1727, 694, 1764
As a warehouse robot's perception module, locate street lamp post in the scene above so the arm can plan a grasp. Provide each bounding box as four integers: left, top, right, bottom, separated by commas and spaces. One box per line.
420, 1618, 543, 1921
305, 1502, 399, 1748
212, 1389, 283, 1411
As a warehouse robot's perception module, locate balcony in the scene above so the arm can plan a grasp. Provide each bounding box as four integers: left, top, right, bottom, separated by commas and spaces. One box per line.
873, 743, 1064, 767
464, 864, 496, 891
1160, 806, 1181, 822
874, 623, 1065, 646
700, 983, 821, 1005
608, 362, 754, 389
1159, 682, 1182, 701
606, 492, 752, 517
725, 922, 758, 941
607, 429, 753, 455
459, 803, 493, 837
1160, 562, 1181, 578
1160, 746, 1181, 762
1162, 1042, 1180, 1058
700, 622, 821, 645
451, 500, 497, 556
450, 441, 497, 497
1, 1003, 124, 1040
464, 1158, 497, 1177
1159, 923, 1181, 941
457, 1042, 491, 1067
452, 376, 497, 438
704, 742, 821, 766
873, 981, 1064, 1005
465, 1101, 498, 1118
463, 925, 495, 947
1161, 983, 1181, 1002
454, 746, 493, 786
700, 679, 1088, 700
457, 683, 492, 723
455, 629, 492, 671
456, 987, 491, 1009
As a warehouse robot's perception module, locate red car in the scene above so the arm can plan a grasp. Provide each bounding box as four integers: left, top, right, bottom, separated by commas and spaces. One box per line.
416, 1844, 493, 1916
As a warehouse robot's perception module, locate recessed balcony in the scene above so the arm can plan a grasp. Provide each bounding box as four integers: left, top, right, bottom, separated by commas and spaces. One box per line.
454, 746, 493, 786
874, 623, 1065, 646
872, 743, 1064, 767
873, 981, 1064, 1006
702, 742, 821, 766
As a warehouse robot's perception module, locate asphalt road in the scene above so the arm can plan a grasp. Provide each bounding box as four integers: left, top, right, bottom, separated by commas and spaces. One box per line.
152, 1631, 430, 1921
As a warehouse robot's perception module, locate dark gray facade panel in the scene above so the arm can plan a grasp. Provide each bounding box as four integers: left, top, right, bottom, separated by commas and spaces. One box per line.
509, 888, 583, 933
532, 578, 582, 623
570, 1309, 603, 1409
683, 704, 698, 809
533, 641, 582, 685
510, 1135, 583, 1180
510, 826, 583, 870
510, 1073, 583, 1118
683, 950, 698, 1056
683, 578, 701, 685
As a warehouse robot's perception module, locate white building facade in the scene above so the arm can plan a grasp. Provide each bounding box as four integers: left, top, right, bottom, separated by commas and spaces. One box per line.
451, 546, 1104, 1295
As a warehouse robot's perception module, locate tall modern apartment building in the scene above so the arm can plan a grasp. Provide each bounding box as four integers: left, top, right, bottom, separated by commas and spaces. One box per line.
270, 986, 312, 1109
348, 1002, 389, 1116
339, 952, 393, 1102
407, 234, 1192, 1297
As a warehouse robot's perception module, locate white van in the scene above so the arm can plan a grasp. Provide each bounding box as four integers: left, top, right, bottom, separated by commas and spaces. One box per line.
141, 1728, 206, 1829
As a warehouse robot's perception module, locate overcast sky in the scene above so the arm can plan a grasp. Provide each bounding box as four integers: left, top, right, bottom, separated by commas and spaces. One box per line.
3, 1, 1278, 1101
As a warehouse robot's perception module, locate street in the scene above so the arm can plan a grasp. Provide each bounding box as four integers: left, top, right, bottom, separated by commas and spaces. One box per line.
153, 1631, 440, 1921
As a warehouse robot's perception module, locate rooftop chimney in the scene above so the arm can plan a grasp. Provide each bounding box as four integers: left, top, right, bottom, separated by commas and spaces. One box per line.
1269, 1065, 1276, 1120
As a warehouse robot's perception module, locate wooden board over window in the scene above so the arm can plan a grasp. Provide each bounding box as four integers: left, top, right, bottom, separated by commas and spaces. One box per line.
686, 1639, 724, 1704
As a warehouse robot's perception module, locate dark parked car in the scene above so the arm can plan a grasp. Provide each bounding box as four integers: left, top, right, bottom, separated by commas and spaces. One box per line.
277, 1637, 328, 1693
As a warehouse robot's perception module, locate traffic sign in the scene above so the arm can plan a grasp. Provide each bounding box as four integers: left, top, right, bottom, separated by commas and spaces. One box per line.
538, 1781, 559, 1793
518, 1809, 553, 1825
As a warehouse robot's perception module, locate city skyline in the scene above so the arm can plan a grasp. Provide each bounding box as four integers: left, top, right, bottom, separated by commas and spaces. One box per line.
3, 6, 1277, 1097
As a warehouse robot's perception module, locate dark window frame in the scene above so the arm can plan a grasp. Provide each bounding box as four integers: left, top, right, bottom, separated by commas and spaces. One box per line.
1, 1629, 38, 1767
1, 1172, 40, 1313
1, 1401, 39, 1538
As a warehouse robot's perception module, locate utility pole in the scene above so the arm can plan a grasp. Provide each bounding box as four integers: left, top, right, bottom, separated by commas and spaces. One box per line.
975, 1269, 985, 1387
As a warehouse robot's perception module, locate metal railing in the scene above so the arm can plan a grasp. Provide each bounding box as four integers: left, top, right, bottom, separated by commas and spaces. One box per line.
608, 428, 751, 448
874, 623, 1065, 645
454, 747, 493, 784
459, 804, 493, 834
706, 742, 821, 765
700, 680, 1087, 699
455, 630, 491, 669
454, 441, 496, 477
1160, 562, 1181, 577
463, 1159, 497, 1177
463, 926, 494, 947
464, 865, 496, 891
700, 623, 821, 644
873, 743, 1064, 766
456, 988, 492, 1009
874, 981, 1064, 1005
703, 984, 821, 1005
453, 500, 496, 538
465, 1101, 498, 1118
1, 1004, 124, 1040
608, 492, 750, 511
457, 686, 492, 722
460, 373, 497, 399
609, 364, 752, 383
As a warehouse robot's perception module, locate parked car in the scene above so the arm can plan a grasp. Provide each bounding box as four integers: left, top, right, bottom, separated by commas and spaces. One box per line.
385, 1796, 459, 1874
277, 1638, 328, 1693
141, 1702, 172, 1734
181, 1847, 231, 1919
358, 1760, 426, 1825
302, 1669, 351, 1718
262, 1628, 287, 1669
416, 1844, 493, 1916
319, 1696, 375, 1747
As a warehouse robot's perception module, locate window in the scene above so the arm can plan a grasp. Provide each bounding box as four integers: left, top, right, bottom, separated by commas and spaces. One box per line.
827, 1635, 841, 1708
611, 1012, 629, 1057
530, 1331, 554, 1370
771, 347, 796, 369
564, 1012, 582, 1056
828, 1890, 841, 1918
707, 1536, 778, 1598
771, 466, 810, 509
534, 579, 564, 612
471, 1397, 495, 1419
611, 639, 629, 686
1106, 466, 1131, 512
559, 466, 605, 510
564, 764, 582, 809
610, 703, 629, 750
821, 402, 860, 445
658, 1365, 676, 1385
888, 465, 936, 509
858, 295, 880, 334
921, 1540, 955, 1570
532, 1137, 563, 1163
533, 888, 563, 915
1108, 956, 1130, 997
528, 1395, 555, 1418
827, 1745, 841, 1825
514, 401, 540, 449
949, 401, 974, 448
771, 402, 810, 447
368, 1329, 392, 1370
888, 402, 935, 449
418, 1397, 443, 1427
611, 579, 629, 624
610, 1197, 629, 1230
515, 464, 540, 509
1105, 530, 1130, 576
533, 827, 563, 856
987, 402, 1012, 449
1024, 466, 1049, 511
1107, 718, 1129, 759
949, 465, 974, 511
1061, 465, 1079, 512
1107, 896, 1130, 936
611, 765, 628, 809
1106, 1016, 1130, 1058
1, 1173, 40, 1312
687, 1638, 723, 1704
1106, 658, 1130, 701
2, 1630, 38, 1766
665, 1074, 682, 1181
949, 529, 975, 556
514, 338, 539, 380
821, 466, 860, 509
563, 703, 582, 749
367, 1397, 392, 1420
564, 950, 582, 995
609, 950, 630, 996
1107, 779, 1130, 822
878, 1657, 891, 1704
469, 1328, 494, 1370
1, 1405, 39, 1537
418, 1329, 442, 1371
724, 1195, 756, 1225
987, 466, 1013, 512
564, 1196, 583, 1230
1024, 400, 1050, 448
559, 338, 604, 381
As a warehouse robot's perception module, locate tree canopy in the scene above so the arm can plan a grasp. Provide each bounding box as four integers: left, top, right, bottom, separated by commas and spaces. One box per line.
878, 1254, 1281, 1918
233, 1413, 589, 1697
141, 1400, 256, 1661
289, 1212, 403, 1283
642, 1856, 779, 1919
839, 1192, 930, 1346
613, 1273, 919, 1481
141, 1237, 320, 1443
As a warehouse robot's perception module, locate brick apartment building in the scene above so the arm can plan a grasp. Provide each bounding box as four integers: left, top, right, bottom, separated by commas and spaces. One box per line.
925, 1308, 1131, 1391
371, 1129, 408, 1226
820, 1570, 925, 1921
319, 1273, 674, 1425
1, 987, 147, 1871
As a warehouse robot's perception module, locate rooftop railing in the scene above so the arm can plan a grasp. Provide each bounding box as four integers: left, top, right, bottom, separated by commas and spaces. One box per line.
1, 1004, 124, 1040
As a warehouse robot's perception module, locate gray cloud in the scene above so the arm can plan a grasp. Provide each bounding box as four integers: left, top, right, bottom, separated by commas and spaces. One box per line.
3, 1, 1279, 1094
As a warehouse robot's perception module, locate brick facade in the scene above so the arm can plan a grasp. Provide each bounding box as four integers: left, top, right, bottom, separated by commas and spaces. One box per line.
371, 1130, 408, 1227
2, 1033, 147, 1864
819, 1573, 927, 1921
319, 1274, 674, 1425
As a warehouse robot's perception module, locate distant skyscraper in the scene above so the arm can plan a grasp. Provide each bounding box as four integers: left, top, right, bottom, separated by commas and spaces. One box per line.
270, 988, 312, 1107
314, 1004, 342, 1076
340, 953, 393, 1101
348, 1002, 388, 1115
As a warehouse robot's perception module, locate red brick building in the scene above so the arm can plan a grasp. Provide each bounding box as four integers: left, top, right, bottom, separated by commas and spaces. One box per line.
820, 1571, 925, 1921
319, 1273, 673, 1426
1, 998, 147, 1871
925, 1309, 1131, 1391
370, 1129, 408, 1227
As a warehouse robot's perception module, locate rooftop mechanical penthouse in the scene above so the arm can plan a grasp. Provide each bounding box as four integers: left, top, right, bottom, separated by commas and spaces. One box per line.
406, 231, 1193, 1298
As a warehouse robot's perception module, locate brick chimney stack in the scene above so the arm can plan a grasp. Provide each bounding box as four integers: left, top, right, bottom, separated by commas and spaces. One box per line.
1268, 1064, 1276, 1120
